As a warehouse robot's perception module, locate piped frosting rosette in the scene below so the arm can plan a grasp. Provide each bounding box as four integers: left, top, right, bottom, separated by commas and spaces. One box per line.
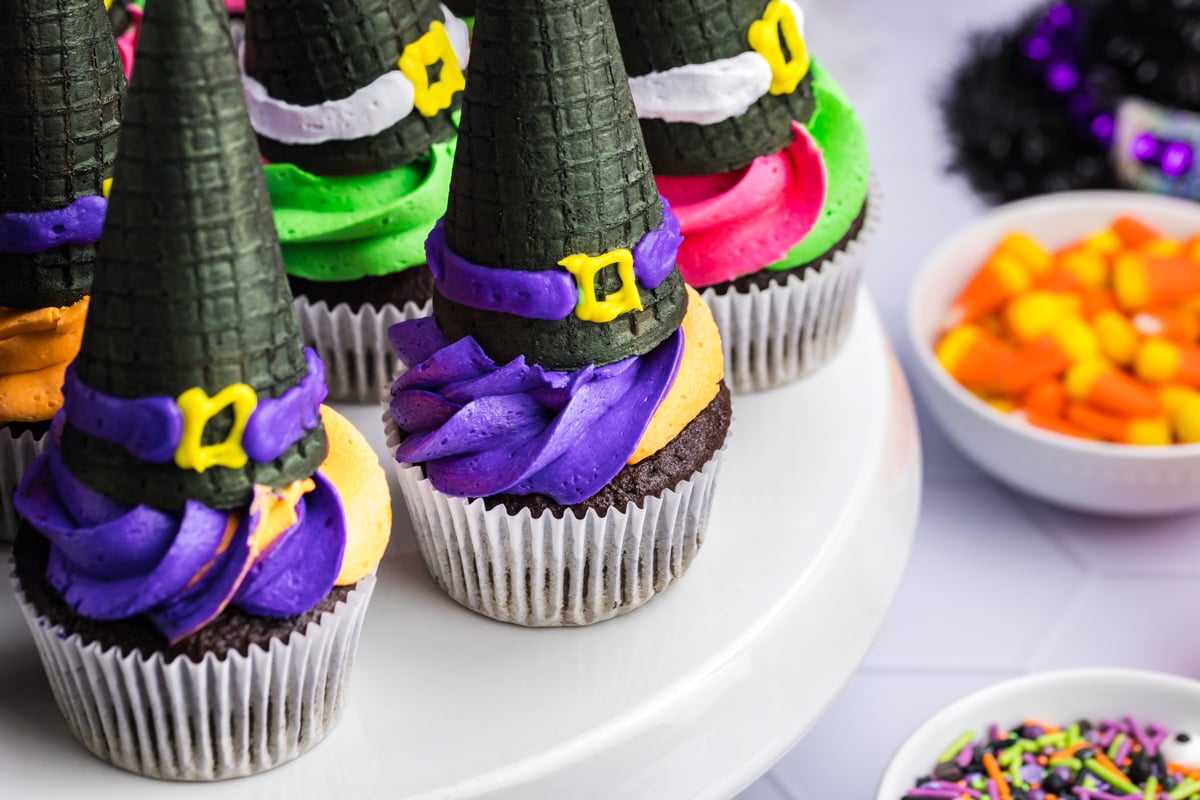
387, 0, 730, 626
12, 0, 391, 780
609, 0, 873, 390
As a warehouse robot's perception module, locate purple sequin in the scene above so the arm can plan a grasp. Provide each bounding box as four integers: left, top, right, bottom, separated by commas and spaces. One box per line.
0, 195, 107, 255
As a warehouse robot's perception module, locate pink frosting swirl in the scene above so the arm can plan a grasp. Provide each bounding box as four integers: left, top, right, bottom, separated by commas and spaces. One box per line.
655, 121, 828, 287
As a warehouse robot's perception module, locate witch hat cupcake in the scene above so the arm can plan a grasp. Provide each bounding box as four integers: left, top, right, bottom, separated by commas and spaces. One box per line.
0, 0, 124, 541
944, 0, 1200, 203
241, 0, 471, 400
608, 0, 875, 392
386, 0, 731, 627
12, 0, 391, 780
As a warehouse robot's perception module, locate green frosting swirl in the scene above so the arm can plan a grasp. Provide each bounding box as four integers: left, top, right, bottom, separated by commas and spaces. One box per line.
263, 137, 456, 282
766, 63, 869, 271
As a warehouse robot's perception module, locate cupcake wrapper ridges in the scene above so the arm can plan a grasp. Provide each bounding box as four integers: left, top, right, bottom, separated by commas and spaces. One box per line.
386, 414, 727, 627
703, 176, 880, 393
11, 571, 377, 781
0, 428, 47, 544
295, 295, 432, 404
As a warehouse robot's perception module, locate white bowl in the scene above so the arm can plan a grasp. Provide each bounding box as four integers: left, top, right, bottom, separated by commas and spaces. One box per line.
908, 191, 1200, 516
876, 668, 1200, 800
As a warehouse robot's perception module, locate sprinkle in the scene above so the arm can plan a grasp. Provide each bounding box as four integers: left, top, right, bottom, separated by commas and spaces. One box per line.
1129, 717, 1155, 752
1147, 777, 1161, 800
986, 779, 1000, 800
1111, 733, 1130, 761
940, 730, 977, 765
958, 744, 976, 769
984, 753, 1014, 800
1169, 779, 1200, 800
1086, 758, 1140, 795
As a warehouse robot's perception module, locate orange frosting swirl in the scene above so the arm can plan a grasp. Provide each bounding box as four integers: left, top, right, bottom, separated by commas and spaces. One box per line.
0, 297, 89, 424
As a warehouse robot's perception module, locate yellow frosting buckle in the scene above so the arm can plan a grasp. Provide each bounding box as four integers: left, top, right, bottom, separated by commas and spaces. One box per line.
748, 0, 810, 95
174, 384, 258, 473
559, 249, 643, 324
398, 21, 466, 118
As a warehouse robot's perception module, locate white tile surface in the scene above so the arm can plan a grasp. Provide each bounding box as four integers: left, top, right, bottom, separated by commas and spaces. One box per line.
739, 0, 1200, 797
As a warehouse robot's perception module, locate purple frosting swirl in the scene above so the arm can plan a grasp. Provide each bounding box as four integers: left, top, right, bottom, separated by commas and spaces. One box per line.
15, 441, 347, 644
388, 316, 683, 504
0, 195, 108, 255
60, 347, 327, 466
425, 197, 683, 320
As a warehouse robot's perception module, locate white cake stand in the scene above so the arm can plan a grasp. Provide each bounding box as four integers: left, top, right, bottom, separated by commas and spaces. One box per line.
0, 292, 920, 799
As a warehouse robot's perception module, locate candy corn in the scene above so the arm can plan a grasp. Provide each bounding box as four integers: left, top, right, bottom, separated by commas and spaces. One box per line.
1066, 404, 1171, 445
1135, 338, 1200, 386
1064, 357, 1161, 417
1114, 253, 1200, 309
934, 215, 1200, 445
936, 324, 1015, 395
1092, 309, 1140, 366
1130, 307, 1199, 343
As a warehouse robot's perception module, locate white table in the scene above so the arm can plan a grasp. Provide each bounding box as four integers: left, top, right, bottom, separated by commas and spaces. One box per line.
739, 1, 1200, 798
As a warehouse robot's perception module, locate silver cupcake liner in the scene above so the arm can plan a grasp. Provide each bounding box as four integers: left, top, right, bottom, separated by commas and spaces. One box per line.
12, 569, 376, 781
702, 178, 880, 393
0, 427, 46, 544
385, 415, 726, 627
294, 295, 431, 404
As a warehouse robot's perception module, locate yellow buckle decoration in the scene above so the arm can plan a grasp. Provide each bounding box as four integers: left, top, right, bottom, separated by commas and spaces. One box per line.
398, 21, 466, 118
174, 384, 258, 473
559, 249, 643, 324
748, 0, 810, 95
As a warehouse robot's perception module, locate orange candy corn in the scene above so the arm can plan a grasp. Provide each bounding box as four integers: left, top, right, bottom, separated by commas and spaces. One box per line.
1021, 410, 1095, 440
1000, 317, 1099, 394
1076, 287, 1119, 321
1112, 215, 1163, 248
1064, 357, 1161, 417
1066, 404, 1171, 445
1056, 248, 1109, 288
1160, 387, 1200, 443
1131, 307, 1199, 343
936, 325, 1016, 395
1004, 291, 1080, 343
1135, 338, 1200, 386
1023, 379, 1066, 418
1113, 253, 1200, 310
947, 254, 1032, 327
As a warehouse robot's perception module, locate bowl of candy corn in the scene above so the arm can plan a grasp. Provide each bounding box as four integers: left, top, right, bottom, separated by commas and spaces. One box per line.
876, 669, 1200, 800
909, 191, 1200, 515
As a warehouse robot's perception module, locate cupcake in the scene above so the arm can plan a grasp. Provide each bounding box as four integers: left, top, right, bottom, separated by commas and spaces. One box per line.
608, 0, 874, 392
944, 0, 1200, 204
11, 0, 391, 780
0, 0, 124, 542
240, 0, 470, 401
386, 0, 731, 627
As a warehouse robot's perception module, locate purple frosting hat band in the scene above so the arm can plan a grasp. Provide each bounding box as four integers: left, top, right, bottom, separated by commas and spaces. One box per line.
426, 196, 683, 321
62, 347, 328, 469
0, 195, 108, 255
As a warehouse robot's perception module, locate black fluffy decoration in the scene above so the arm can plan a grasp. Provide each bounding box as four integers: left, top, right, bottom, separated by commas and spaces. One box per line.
942, 0, 1200, 204
61, 0, 327, 513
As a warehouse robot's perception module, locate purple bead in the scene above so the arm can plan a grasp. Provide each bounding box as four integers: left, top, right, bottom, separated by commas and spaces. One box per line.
1133, 132, 1161, 163
1090, 113, 1115, 147
1047, 62, 1079, 93
1021, 764, 1044, 784
1024, 36, 1052, 61
1162, 142, 1195, 177
1048, 2, 1073, 27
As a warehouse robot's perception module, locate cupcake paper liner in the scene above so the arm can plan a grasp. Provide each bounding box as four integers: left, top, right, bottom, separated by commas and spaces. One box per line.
0, 428, 47, 544
12, 571, 377, 781
703, 177, 880, 393
295, 295, 431, 404
385, 415, 726, 627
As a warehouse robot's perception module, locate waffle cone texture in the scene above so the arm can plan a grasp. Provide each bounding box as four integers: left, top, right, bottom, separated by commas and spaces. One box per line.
0, 0, 125, 308
436, 0, 687, 370
242, 0, 460, 175
60, 0, 327, 512
607, 0, 816, 176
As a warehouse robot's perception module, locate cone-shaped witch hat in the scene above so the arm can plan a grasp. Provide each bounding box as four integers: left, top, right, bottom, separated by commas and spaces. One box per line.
607, 0, 817, 176
433, 0, 687, 371
0, 0, 124, 309
944, 0, 1200, 203
241, 0, 465, 176
58, 0, 328, 513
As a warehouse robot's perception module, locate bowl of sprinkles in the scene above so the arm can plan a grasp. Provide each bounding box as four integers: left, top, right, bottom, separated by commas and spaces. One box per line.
908, 191, 1200, 515
876, 669, 1200, 800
